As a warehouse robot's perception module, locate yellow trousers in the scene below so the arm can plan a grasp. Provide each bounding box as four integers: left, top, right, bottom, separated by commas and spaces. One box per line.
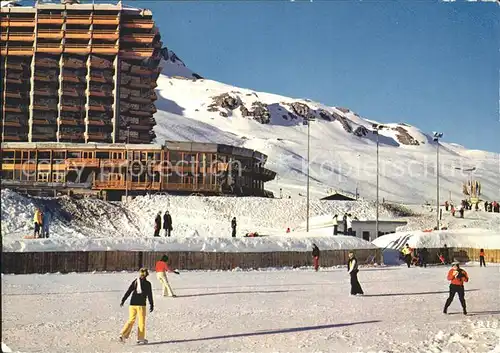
156, 272, 175, 297
121, 305, 146, 340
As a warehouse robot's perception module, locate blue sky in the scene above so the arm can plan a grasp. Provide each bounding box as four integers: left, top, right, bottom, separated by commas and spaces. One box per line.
133, 0, 498, 152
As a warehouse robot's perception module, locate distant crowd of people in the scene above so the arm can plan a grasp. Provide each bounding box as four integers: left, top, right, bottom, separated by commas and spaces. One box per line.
153, 212, 238, 238
444, 200, 500, 218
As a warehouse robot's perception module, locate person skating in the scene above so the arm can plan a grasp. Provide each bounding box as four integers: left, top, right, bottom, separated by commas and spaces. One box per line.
163, 211, 173, 237
231, 217, 237, 237
155, 255, 179, 297
444, 201, 449, 211
332, 214, 338, 235
312, 244, 320, 272
401, 244, 412, 268
153, 212, 161, 237
443, 262, 469, 315
119, 268, 154, 344
479, 249, 486, 267
347, 252, 364, 295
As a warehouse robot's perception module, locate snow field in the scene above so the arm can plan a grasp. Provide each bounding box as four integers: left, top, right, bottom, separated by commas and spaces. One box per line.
2, 265, 499, 353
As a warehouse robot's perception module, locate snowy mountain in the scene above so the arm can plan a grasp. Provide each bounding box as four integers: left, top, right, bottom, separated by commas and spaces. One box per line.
157, 48, 499, 203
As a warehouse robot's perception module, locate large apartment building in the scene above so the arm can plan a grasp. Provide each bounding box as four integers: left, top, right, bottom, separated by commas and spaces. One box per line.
0, 0, 162, 144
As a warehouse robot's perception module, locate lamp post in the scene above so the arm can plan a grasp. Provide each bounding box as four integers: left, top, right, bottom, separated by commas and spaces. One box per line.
372, 124, 382, 238
433, 132, 443, 230
125, 125, 130, 199
306, 117, 311, 232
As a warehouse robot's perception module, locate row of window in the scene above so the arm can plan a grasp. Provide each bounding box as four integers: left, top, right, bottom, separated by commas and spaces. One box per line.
2, 150, 259, 166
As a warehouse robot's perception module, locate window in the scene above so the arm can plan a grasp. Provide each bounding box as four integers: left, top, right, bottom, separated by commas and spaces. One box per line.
38, 151, 50, 161
96, 152, 109, 159
2, 151, 14, 160
68, 151, 81, 158
37, 172, 49, 182
362, 231, 370, 241
111, 152, 123, 159
52, 172, 65, 183
82, 151, 94, 159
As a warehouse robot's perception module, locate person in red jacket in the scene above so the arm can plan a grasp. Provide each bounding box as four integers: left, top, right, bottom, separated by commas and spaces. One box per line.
443, 262, 469, 315
155, 255, 179, 297
479, 249, 486, 267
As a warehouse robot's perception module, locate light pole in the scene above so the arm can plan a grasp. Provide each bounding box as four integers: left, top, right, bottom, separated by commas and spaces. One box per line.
433, 132, 443, 230
306, 117, 311, 232
372, 124, 382, 238
125, 125, 130, 199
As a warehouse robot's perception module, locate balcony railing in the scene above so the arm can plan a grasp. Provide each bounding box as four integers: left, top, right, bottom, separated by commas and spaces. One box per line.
121, 34, 155, 43
66, 15, 91, 25
1, 18, 35, 27
65, 30, 91, 39
36, 43, 63, 54
121, 19, 154, 29
92, 15, 119, 25
37, 30, 63, 39
65, 158, 100, 168
1, 46, 34, 56
37, 15, 64, 25
119, 48, 154, 59
1, 32, 35, 41
92, 30, 119, 40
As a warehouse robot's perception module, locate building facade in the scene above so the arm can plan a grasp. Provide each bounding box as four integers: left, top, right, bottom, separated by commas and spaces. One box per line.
1, 1, 161, 144
0, 141, 277, 199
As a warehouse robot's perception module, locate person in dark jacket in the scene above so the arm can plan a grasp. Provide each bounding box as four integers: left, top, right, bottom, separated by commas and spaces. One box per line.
231, 217, 237, 237
418, 247, 429, 268
312, 244, 320, 272
154, 212, 161, 237
347, 252, 364, 295
163, 211, 173, 237
342, 213, 348, 235
119, 268, 154, 344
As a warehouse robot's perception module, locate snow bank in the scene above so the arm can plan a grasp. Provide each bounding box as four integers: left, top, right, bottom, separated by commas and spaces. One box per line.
1, 343, 13, 353
372, 228, 500, 250
3, 233, 377, 253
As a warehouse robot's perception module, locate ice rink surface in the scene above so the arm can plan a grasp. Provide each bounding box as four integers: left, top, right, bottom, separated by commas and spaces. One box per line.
2, 264, 499, 353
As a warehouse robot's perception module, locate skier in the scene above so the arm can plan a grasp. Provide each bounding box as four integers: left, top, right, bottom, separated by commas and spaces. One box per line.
119, 268, 154, 344
312, 244, 320, 272
479, 249, 486, 267
343, 213, 348, 235
347, 252, 364, 295
33, 207, 43, 238
163, 211, 173, 237
153, 212, 161, 237
231, 217, 237, 237
401, 244, 412, 268
346, 213, 353, 236
443, 262, 468, 315
155, 255, 179, 297
332, 214, 339, 235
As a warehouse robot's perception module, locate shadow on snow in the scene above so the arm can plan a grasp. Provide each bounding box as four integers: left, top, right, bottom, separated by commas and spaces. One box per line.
147, 320, 381, 345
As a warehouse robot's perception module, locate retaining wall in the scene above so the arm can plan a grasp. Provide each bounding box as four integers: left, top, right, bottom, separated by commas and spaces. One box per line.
1, 249, 381, 274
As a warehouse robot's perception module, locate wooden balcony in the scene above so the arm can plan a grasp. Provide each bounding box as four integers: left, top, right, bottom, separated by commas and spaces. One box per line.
119, 48, 154, 59
37, 30, 63, 40
88, 104, 109, 112
121, 19, 154, 30
65, 158, 99, 168
92, 44, 119, 55
32, 118, 56, 125
121, 33, 155, 44
62, 88, 83, 97
34, 88, 57, 96
100, 159, 128, 167
2, 120, 23, 128
36, 57, 59, 68
65, 30, 91, 39
92, 180, 161, 191
1, 32, 35, 41
36, 43, 63, 54
64, 44, 90, 54
1, 46, 34, 56
92, 31, 119, 41
1, 18, 35, 28
59, 132, 84, 140
86, 132, 111, 141
4, 106, 22, 113
89, 90, 111, 97
6, 61, 28, 71
66, 15, 91, 25
33, 104, 57, 111
60, 105, 82, 113
93, 15, 119, 25
2, 135, 23, 141
59, 118, 81, 125
37, 15, 64, 25
87, 119, 111, 126
5, 91, 23, 99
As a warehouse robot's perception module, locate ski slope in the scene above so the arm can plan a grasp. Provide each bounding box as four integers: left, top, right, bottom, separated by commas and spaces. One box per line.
154, 52, 500, 203
2, 266, 499, 353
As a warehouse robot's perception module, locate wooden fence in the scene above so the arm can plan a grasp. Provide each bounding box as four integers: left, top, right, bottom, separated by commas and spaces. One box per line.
1, 249, 380, 274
